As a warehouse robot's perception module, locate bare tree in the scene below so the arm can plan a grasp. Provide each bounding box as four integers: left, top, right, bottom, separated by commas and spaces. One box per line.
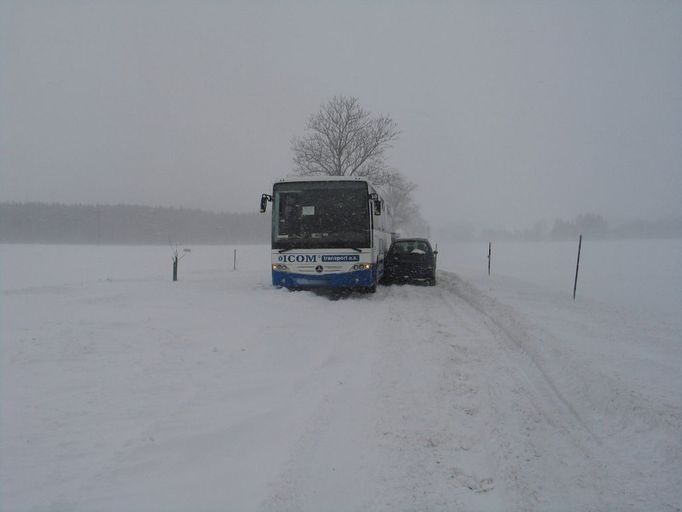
291, 96, 399, 184
291, 96, 427, 234
384, 172, 428, 236
384, 172, 417, 227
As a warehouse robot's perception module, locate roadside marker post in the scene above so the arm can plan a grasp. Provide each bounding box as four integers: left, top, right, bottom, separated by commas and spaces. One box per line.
573, 234, 582, 300
488, 242, 492, 276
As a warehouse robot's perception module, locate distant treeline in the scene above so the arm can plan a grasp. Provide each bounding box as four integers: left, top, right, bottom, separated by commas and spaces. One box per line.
436, 213, 682, 242
0, 203, 269, 244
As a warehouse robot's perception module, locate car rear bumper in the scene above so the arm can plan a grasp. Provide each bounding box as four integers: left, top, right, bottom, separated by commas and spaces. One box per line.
385, 266, 434, 281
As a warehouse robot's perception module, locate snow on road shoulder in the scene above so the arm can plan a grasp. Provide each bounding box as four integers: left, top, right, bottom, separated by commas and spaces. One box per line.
444, 270, 682, 510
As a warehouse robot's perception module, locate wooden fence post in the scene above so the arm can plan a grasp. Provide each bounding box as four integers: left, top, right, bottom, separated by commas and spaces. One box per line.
488, 242, 492, 276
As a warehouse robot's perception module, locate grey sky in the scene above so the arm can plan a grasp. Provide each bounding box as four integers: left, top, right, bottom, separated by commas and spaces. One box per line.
1, 1, 680, 230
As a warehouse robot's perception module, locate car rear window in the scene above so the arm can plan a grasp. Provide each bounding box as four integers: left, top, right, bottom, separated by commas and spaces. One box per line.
392, 241, 430, 255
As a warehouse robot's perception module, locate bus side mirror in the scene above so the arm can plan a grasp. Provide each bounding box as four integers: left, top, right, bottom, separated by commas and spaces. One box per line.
369, 193, 381, 215
260, 194, 272, 213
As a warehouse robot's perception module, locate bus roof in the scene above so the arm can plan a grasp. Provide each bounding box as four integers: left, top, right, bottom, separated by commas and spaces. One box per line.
276, 176, 373, 184
272, 176, 386, 200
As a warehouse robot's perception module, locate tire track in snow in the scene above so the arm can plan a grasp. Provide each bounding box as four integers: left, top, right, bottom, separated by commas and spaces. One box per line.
261, 273, 638, 510
263, 282, 504, 511
440, 271, 600, 443
375, 282, 503, 510
436, 271, 616, 510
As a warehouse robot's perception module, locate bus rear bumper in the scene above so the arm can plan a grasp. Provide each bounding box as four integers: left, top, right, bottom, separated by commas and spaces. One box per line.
272, 269, 374, 289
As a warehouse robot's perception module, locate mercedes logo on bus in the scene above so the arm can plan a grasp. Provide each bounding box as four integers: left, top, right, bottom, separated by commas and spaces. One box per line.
315, 265, 323, 273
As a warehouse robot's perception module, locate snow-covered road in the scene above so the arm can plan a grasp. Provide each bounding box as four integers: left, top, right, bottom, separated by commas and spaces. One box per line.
1, 243, 680, 511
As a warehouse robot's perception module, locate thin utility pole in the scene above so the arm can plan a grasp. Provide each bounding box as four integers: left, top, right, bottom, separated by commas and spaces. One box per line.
573, 234, 582, 300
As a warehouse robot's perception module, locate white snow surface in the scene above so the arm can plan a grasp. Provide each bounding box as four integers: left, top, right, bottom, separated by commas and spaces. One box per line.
1, 241, 681, 511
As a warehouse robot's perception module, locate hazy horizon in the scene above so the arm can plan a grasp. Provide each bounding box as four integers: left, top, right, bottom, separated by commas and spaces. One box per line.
2, 1, 681, 231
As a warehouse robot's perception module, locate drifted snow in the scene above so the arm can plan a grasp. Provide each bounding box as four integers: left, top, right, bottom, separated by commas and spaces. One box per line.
1, 242, 680, 511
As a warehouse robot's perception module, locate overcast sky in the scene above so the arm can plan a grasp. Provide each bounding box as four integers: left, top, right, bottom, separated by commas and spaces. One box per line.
1, 1, 680, 230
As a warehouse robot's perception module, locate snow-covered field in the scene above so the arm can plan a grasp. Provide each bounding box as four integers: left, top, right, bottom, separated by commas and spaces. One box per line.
1, 241, 681, 511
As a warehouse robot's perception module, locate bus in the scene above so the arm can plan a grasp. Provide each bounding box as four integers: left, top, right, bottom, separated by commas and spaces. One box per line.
260, 176, 392, 292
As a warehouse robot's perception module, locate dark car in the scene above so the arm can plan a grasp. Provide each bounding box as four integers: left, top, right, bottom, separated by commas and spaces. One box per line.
384, 238, 437, 286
